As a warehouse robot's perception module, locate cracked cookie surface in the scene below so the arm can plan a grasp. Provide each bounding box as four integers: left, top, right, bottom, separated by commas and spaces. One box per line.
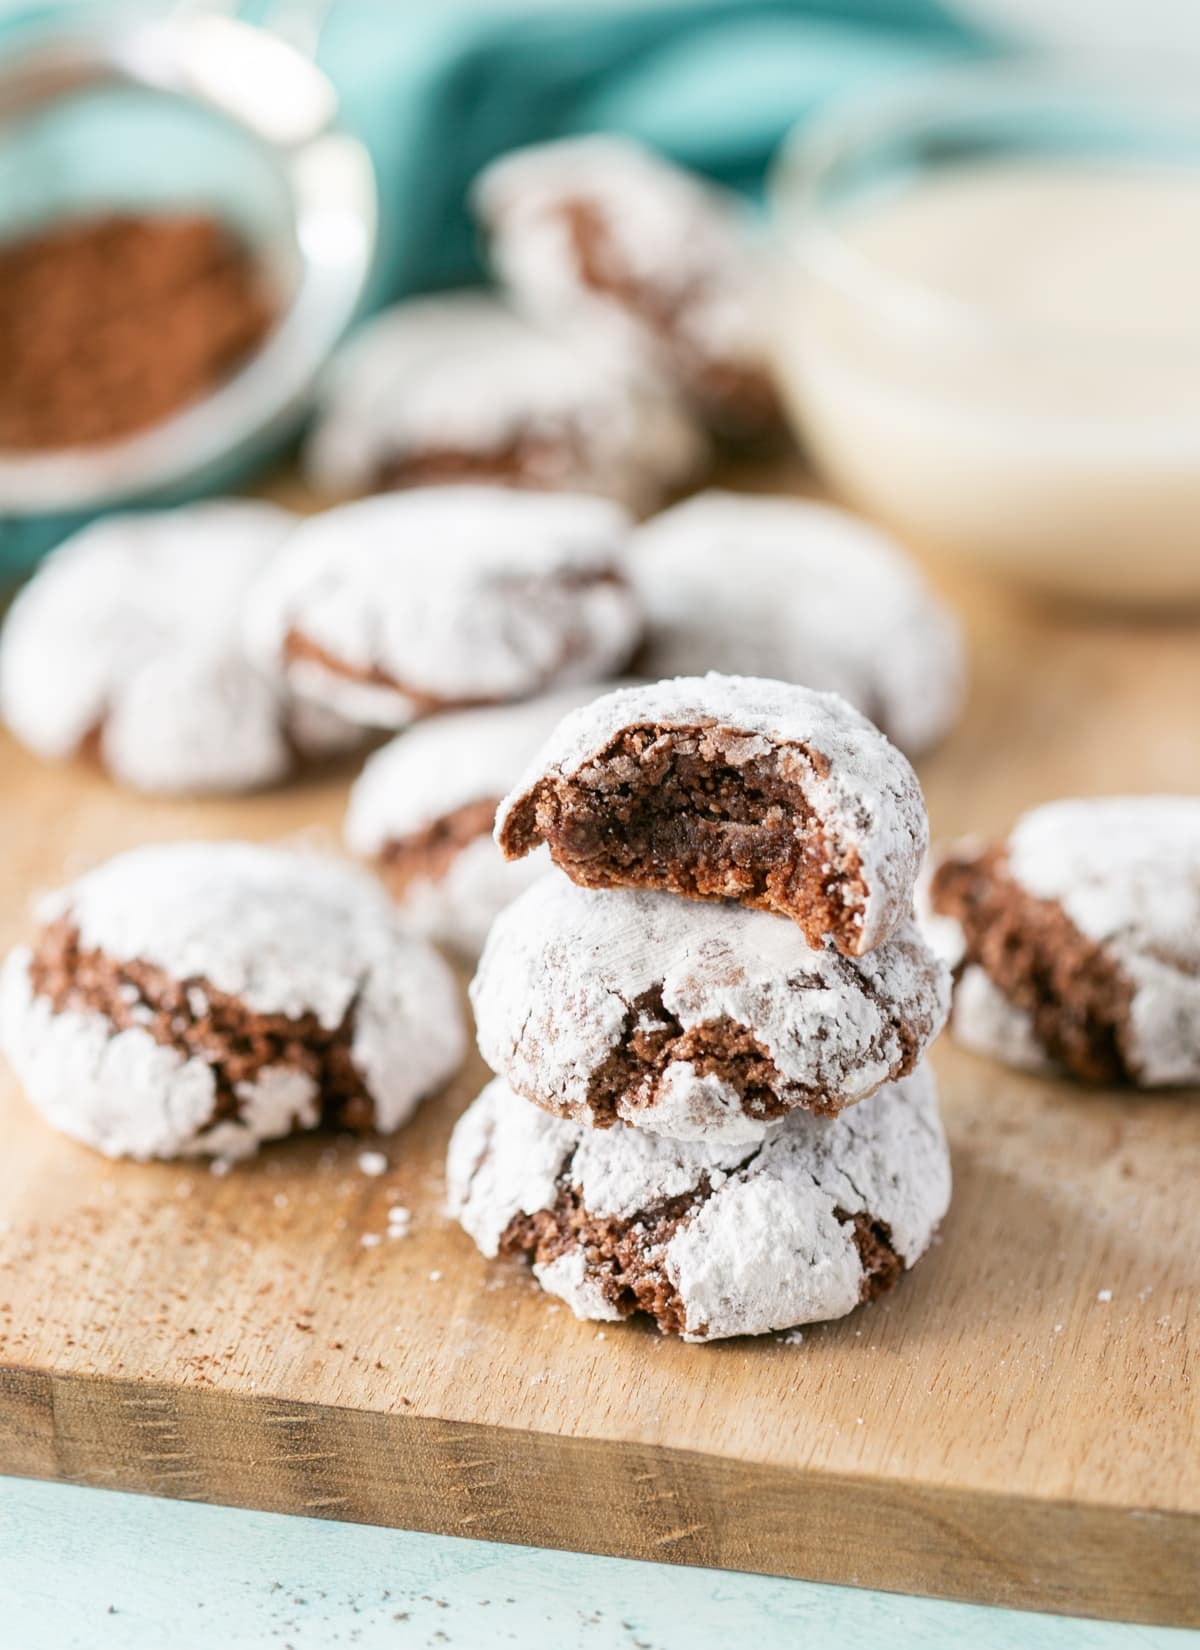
0, 841, 465, 1159
243, 487, 641, 731
305, 290, 705, 513
496, 674, 928, 956
470, 876, 948, 1142
447, 1067, 950, 1340
928, 797, 1200, 1086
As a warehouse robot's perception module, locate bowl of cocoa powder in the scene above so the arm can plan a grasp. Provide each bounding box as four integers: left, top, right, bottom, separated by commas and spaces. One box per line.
0, 13, 375, 526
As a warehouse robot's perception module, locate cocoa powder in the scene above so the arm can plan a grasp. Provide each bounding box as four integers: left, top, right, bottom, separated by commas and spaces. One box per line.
0, 212, 274, 450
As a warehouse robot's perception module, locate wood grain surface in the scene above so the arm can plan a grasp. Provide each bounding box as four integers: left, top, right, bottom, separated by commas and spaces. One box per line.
0, 468, 1196, 1625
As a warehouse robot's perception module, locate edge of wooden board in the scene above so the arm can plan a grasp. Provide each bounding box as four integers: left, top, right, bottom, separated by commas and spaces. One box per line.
1, 1365, 1194, 1627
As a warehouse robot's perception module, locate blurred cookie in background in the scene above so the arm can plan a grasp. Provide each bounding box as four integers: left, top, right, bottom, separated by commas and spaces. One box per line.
345, 685, 607, 956
243, 486, 642, 733
631, 491, 964, 756
474, 135, 783, 444
305, 291, 707, 515
0, 500, 357, 796
927, 797, 1200, 1087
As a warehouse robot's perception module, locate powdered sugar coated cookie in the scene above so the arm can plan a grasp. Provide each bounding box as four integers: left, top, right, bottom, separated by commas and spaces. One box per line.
0, 502, 352, 794
632, 491, 964, 755
447, 1067, 951, 1340
305, 290, 706, 513
471, 876, 948, 1141
0, 841, 465, 1159
929, 797, 1200, 1085
474, 136, 780, 440
243, 487, 641, 730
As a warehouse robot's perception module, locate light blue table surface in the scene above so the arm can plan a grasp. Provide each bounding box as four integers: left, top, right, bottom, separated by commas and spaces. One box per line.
2, 1476, 1194, 1649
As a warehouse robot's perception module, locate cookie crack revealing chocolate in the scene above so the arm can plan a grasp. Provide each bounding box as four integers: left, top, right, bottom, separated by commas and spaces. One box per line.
498, 722, 870, 953
930, 847, 1135, 1083
377, 797, 502, 897
561, 200, 778, 437
27, 920, 375, 1130
832, 1208, 902, 1302
499, 1173, 728, 1337
376, 430, 599, 495
584, 984, 816, 1128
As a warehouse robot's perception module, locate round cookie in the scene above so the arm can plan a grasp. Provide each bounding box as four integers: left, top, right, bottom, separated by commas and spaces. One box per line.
447, 1067, 951, 1341
470, 876, 949, 1142
0, 841, 466, 1160
928, 797, 1200, 1086
305, 290, 706, 514
242, 487, 642, 731
344, 686, 608, 955
473, 135, 781, 441
0, 502, 357, 795
631, 491, 964, 756
495, 673, 928, 957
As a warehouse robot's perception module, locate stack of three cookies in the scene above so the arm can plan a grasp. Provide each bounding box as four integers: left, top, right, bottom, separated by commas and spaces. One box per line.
449, 674, 953, 1343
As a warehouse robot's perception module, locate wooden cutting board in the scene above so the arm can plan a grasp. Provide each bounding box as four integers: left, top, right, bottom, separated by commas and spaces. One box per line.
0, 477, 1196, 1626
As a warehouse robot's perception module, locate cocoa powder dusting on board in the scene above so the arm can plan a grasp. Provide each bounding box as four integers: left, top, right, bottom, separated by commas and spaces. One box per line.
0, 212, 274, 450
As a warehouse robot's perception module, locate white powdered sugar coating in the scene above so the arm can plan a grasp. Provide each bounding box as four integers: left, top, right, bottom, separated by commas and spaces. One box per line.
474, 136, 766, 397
0, 842, 465, 1159
243, 487, 642, 730
496, 673, 928, 955
1006, 797, 1200, 1085
0, 502, 347, 795
305, 290, 706, 513
346, 688, 606, 954
632, 492, 965, 755
471, 877, 949, 1141
447, 1069, 951, 1341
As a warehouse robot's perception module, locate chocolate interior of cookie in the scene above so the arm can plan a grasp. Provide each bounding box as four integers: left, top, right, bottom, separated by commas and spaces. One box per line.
500, 723, 870, 954
500, 1177, 716, 1336
377, 797, 501, 897
930, 847, 1135, 1083
500, 1167, 905, 1338
28, 920, 375, 1133
376, 432, 589, 495
582, 984, 818, 1127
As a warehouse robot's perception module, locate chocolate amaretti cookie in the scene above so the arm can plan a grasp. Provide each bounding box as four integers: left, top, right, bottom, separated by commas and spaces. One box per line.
474, 135, 782, 441
632, 492, 964, 756
495, 675, 928, 956
0, 842, 465, 1159
471, 877, 948, 1142
447, 1067, 952, 1341
305, 291, 706, 513
0, 502, 357, 795
243, 487, 641, 732
928, 797, 1200, 1085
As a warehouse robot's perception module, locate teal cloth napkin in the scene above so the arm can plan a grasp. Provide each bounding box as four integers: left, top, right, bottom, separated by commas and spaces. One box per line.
0, 0, 981, 575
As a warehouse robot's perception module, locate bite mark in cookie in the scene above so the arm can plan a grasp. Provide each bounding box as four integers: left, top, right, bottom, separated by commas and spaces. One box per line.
496, 675, 928, 957
501, 720, 870, 955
